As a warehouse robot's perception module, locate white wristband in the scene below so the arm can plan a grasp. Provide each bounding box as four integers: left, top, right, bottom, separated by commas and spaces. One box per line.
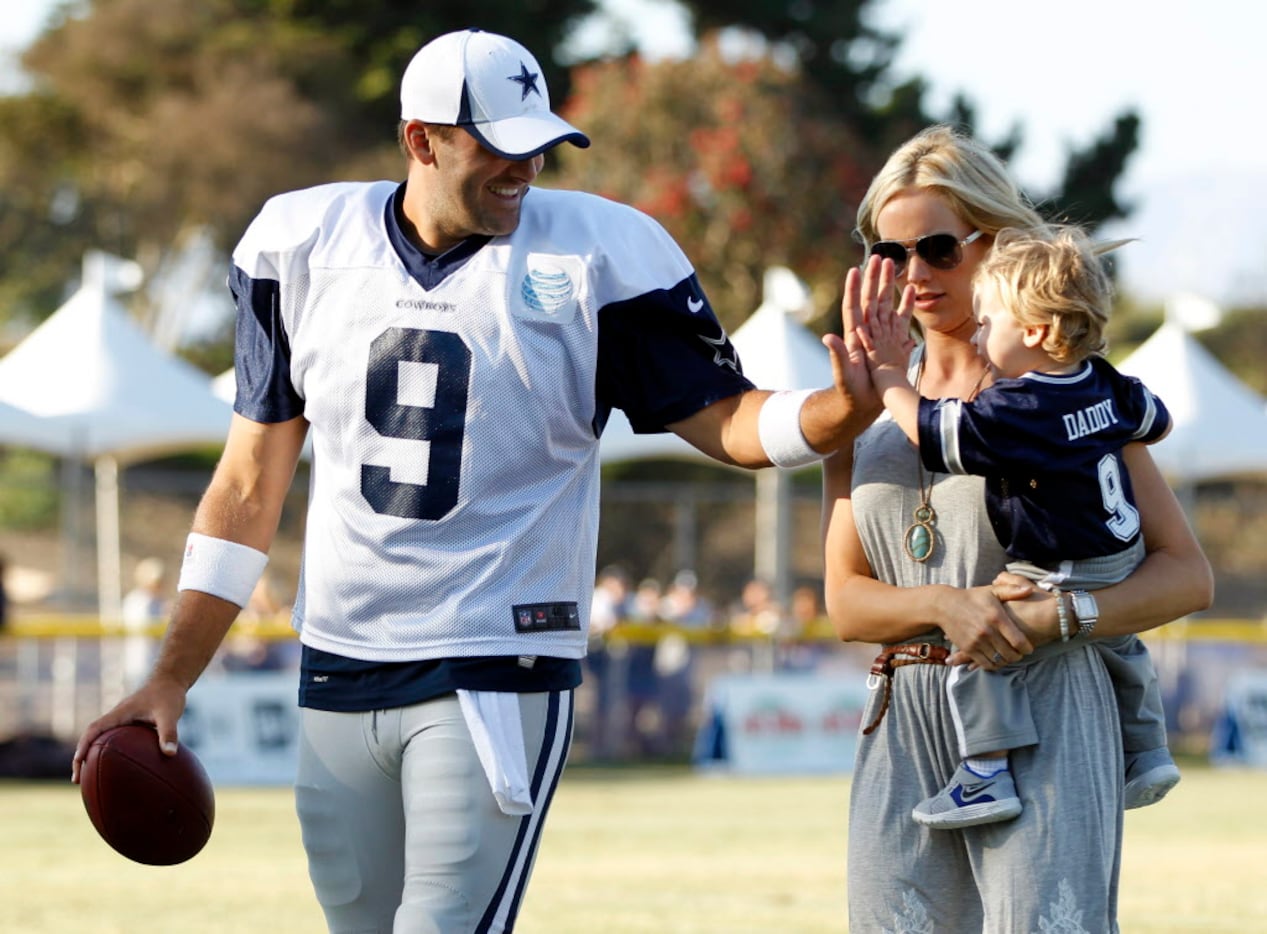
758, 389, 823, 468
178, 532, 268, 608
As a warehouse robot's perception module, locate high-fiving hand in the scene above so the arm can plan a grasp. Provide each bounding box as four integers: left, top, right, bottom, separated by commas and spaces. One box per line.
849, 255, 916, 377
821, 254, 903, 421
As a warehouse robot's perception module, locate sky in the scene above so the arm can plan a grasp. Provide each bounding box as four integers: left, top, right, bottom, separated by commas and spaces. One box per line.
4, 0, 1266, 310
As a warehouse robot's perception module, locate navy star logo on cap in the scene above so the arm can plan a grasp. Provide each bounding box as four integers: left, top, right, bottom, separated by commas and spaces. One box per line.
508, 62, 541, 100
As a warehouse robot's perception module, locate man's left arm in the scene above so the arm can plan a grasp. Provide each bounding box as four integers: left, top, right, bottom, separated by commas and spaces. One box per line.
668, 384, 876, 469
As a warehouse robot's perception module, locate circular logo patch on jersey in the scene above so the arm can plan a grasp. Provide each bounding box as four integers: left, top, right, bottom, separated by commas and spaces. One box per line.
521, 266, 574, 315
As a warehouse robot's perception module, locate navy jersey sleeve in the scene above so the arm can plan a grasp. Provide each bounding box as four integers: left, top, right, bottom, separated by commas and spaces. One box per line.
228, 264, 305, 423
916, 391, 1053, 475
1102, 359, 1171, 444
916, 397, 957, 473
596, 273, 754, 433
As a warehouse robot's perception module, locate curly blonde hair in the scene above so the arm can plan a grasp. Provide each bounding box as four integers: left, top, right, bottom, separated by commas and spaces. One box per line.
973, 226, 1115, 363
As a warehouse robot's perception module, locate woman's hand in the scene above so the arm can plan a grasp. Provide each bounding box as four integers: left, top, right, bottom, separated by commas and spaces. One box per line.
940, 583, 1036, 670
991, 571, 1066, 651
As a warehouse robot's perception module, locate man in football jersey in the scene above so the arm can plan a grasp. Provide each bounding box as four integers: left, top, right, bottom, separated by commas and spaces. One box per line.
857, 225, 1180, 831
73, 28, 875, 933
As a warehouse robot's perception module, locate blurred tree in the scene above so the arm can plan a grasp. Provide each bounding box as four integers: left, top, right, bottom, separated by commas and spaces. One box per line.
234, 0, 597, 128
1040, 112, 1141, 230
545, 39, 872, 330
0, 0, 595, 329
561, 0, 1140, 328
679, 1, 1141, 235
682, 0, 926, 146
1, 0, 349, 324
1199, 306, 1267, 396
0, 0, 1140, 345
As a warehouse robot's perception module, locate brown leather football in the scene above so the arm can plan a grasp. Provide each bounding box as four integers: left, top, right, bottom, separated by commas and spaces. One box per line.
80, 723, 215, 865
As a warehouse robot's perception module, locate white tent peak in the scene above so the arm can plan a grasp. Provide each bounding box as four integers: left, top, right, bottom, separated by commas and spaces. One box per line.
0, 274, 231, 462
762, 265, 812, 320
731, 268, 832, 392
1117, 321, 1267, 483
1163, 291, 1222, 333
0, 256, 233, 620
81, 249, 144, 297
212, 367, 236, 405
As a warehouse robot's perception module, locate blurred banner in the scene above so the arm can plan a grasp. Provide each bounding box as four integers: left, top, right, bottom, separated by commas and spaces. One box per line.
180, 673, 299, 786
693, 673, 868, 774
1210, 670, 1267, 768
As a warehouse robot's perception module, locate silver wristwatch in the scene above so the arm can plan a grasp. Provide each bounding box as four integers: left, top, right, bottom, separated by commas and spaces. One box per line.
1069, 590, 1099, 638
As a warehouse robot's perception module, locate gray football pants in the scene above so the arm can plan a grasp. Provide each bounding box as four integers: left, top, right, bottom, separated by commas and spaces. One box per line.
295, 691, 574, 934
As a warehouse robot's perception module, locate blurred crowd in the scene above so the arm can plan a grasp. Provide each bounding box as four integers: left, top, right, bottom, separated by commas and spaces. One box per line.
585, 564, 836, 761
98, 556, 842, 760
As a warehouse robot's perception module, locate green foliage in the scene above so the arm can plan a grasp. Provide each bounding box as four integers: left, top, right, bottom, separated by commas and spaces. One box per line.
0, 0, 597, 329
236, 0, 600, 123
0, 92, 91, 321
0, 450, 59, 530
682, 0, 923, 143
0, 0, 1142, 345
546, 42, 875, 330
1042, 111, 1142, 232
568, 0, 1139, 328
1196, 306, 1267, 395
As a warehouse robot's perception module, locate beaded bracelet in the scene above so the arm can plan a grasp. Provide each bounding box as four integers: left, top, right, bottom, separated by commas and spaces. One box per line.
1056, 589, 1072, 642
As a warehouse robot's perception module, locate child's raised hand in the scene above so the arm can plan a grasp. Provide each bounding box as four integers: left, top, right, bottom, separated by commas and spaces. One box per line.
857, 283, 916, 374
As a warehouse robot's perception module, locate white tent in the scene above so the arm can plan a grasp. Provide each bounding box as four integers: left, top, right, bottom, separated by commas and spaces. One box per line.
211, 367, 237, 405
1116, 320, 1267, 483
0, 399, 83, 453
600, 267, 833, 607
0, 252, 233, 620
213, 367, 315, 460
730, 268, 832, 607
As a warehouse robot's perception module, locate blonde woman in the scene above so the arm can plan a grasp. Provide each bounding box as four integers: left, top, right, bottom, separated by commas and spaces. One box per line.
821, 125, 1212, 932
859, 224, 1185, 833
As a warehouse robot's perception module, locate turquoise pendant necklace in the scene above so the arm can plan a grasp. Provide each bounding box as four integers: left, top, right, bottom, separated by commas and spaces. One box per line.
904, 459, 937, 563
901, 355, 987, 563
905, 357, 937, 563
900, 356, 988, 563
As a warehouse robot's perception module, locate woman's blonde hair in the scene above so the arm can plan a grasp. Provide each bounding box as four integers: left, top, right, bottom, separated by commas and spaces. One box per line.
855, 124, 1046, 252
974, 226, 1114, 363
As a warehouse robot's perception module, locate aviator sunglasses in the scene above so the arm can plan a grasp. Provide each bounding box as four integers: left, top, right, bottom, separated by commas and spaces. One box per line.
868, 230, 983, 276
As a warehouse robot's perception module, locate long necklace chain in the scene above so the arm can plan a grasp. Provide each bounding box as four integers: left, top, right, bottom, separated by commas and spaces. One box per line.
904, 458, 938, 562
902, 357, 988, 564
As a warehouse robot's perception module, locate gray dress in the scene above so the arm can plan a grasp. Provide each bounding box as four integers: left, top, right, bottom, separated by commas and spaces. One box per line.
846, 413, 1124, 933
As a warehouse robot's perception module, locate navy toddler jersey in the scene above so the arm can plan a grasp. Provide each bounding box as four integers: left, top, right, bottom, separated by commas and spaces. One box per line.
917, 357, 1169, 565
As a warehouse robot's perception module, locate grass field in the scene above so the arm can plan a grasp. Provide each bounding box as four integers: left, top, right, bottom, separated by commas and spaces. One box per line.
1, 764, 1263, 932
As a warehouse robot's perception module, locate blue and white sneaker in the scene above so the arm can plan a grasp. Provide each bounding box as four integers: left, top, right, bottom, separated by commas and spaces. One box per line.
912, 762, 1022, 830
1124, 748, 1181, 809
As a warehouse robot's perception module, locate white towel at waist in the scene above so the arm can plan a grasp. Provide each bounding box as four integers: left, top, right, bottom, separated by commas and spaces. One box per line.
456, 689, 534, 816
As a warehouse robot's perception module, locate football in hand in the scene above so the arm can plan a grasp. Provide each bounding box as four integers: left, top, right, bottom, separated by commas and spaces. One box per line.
80, 723, 215, 865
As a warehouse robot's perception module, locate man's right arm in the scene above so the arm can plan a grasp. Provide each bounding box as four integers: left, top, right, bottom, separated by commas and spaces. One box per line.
71, 414, 308, 781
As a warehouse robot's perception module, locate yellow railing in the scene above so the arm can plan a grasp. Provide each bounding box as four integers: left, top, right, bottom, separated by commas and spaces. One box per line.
4, 614, 1264, 644
4, 615, 298, 641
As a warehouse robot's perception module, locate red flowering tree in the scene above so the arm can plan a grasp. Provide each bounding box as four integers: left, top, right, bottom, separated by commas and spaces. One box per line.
544, 37, 877, 332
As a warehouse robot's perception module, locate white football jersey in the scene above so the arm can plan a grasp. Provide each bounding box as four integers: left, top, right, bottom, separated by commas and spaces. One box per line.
230, 181, 751, 663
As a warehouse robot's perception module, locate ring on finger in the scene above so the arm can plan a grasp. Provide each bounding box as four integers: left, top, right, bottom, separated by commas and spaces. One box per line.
991, 651, 1003, 664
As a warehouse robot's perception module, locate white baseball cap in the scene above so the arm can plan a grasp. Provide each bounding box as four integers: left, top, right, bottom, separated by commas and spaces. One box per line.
400, 29, 591, 161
